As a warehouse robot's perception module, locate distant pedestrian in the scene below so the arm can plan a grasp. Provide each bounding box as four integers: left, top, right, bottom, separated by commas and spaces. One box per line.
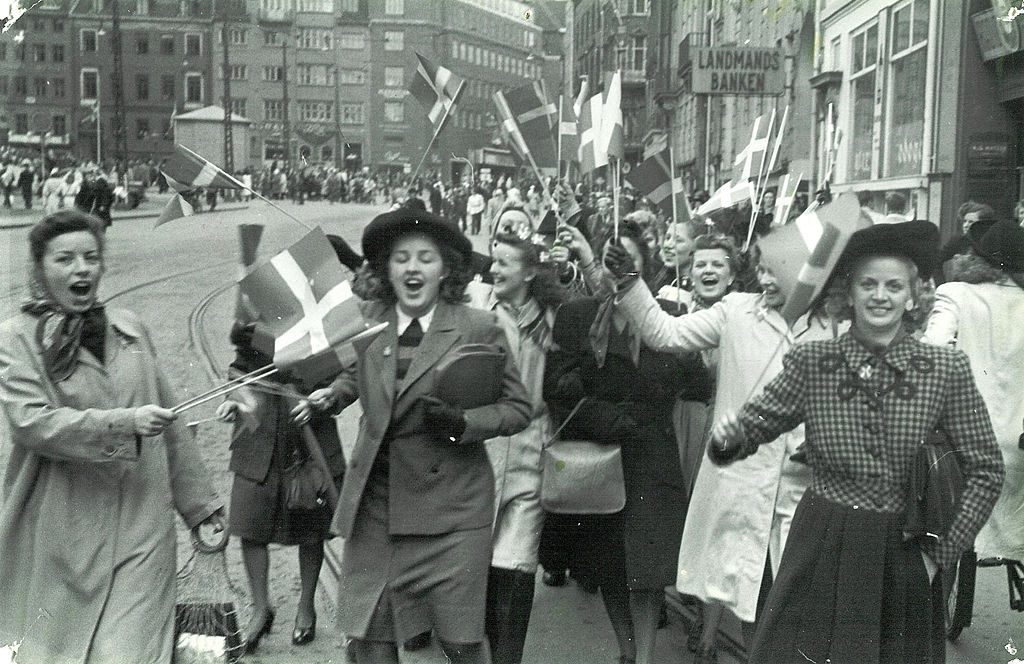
467, 188, 486, 235
17, 160, 35, 210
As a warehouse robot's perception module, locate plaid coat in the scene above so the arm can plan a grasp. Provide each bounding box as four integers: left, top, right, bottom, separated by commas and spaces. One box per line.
734, 332, 1004, 569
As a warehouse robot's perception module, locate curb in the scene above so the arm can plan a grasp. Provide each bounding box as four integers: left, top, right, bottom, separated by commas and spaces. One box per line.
0, 203, 251, 230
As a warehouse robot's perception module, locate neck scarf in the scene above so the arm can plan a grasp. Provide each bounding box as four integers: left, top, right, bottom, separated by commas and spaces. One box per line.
21, 276, 106, 382
588, 294, 641, 369
496, 296, 551, 351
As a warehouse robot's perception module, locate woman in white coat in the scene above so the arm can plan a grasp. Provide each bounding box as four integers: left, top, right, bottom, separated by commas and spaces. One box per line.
923, 219, 1024, 563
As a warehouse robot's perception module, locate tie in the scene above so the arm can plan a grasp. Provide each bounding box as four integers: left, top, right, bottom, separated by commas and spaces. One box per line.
396, 318, 423, 381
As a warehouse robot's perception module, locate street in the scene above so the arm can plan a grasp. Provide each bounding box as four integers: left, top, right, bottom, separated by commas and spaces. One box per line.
0, 199, 1019, 663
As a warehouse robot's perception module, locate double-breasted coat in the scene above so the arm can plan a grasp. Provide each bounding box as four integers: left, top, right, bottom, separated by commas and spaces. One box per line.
616, 285, 842, 622
0, 309, 221, 664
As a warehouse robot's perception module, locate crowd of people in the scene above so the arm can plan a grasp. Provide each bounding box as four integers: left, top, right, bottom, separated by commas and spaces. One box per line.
0, 162, 1021, 664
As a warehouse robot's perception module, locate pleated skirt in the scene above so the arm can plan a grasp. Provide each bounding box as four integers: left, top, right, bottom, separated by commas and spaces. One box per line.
750, 491, 945, 664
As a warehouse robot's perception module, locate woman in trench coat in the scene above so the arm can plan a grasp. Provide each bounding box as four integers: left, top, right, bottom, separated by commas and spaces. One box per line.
0, 210, 223, 664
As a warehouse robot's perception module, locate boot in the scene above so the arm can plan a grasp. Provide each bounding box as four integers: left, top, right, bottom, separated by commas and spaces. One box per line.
485, 567, 536, 664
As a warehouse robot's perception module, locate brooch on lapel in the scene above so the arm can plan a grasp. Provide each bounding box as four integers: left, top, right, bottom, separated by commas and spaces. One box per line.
383, 346, 392, 357
857, 362, 874, 381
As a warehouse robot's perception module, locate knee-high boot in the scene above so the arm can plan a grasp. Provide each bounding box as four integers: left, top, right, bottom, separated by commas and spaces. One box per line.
485, 567, 536, 664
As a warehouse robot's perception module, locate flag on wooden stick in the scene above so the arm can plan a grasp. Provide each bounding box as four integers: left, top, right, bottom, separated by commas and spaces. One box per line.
696, 179, 755, 216
241, 228, 385, 386
162, 144, 242, 190
154, 193, 194, 227
732, 114, 772, 183
558, 95, 579, 164
503, 81, 558, 172
409, 52, 465, 129
625, 147, 688, 220
599, 71, 624, 162
577, 92, 607, 173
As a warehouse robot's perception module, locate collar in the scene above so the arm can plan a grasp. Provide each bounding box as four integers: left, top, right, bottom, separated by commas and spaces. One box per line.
837, 327, 914, 373
396, 303, 436, 335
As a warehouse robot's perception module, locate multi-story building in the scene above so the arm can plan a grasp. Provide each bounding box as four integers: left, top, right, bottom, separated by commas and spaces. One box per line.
644, 0, 814, 195
210, 0, 371, 170
573, 0, 650, 164
1, 0, 78, 156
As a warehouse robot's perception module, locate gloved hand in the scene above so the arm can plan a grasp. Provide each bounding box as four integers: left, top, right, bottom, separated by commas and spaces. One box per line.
608, 413, 640, 445
603, 241, 639, 285
707, 411, 746, 465
420, 396, 468, 443
555, 371, 586, 403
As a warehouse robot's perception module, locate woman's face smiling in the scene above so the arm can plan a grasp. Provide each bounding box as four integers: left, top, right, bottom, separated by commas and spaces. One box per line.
660, 223, 694, 269
848, 256, 915, 338
690, 248, 733, 303
490, 242, 534, 306
387, 233, 448, 318
41, 230, 103, 313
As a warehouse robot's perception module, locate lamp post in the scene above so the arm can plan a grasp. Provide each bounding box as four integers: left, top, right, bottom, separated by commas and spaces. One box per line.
281, 38, 291, 168
333, 64, 343, 169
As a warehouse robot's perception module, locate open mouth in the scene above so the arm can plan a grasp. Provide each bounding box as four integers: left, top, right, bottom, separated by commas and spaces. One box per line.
402, 276, 424, 294
700, 275, 720, 287
68, 281, 93, 297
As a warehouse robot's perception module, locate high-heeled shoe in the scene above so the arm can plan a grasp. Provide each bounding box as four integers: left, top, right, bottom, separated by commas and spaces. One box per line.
292, 612, 316, 645
243, 608, 275, 654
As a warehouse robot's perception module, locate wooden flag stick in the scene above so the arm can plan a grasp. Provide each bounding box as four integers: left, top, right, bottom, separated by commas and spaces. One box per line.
172, 365, 279, 414
669, 145, 683, 311
744, 109, 776, 251
612, 159, 620, 242
410, 80, 466, 185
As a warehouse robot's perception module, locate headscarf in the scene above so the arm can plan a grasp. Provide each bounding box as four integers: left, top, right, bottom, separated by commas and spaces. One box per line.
21, 274, 106, 382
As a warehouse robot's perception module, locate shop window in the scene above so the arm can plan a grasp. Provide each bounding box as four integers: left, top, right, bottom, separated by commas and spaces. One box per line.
848, 21, 878, 181
52, 115, 66, 135
885, 0, 928, 177
384, 101, 404, 123
384, 66, 404, 87
185, 72, 203, 103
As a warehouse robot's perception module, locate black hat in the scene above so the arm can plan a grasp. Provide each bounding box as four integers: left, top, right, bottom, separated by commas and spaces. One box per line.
326, 234, 364, 272
362, 207, 472, 266
938, 217, 997, 265
836, 220, 940, 281
969, 218, 1024, 272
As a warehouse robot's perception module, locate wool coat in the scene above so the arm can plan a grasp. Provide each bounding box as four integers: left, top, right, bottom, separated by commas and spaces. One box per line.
922, 281, 1024, 561
616, 284, 842, 622
0, 308, 221, 664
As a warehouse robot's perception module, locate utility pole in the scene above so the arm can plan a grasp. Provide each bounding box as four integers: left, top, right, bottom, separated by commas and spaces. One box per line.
282, 39, 291, 167
220, 0, 234, 173
333, 64, 342, 169
110, 0, 128, 178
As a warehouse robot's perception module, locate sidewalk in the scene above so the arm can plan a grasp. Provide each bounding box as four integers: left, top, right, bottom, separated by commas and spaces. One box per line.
0, 191, 250, 229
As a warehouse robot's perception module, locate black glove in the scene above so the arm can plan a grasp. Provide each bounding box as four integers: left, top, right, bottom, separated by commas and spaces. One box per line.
707, 436, 743, 466
814, 181, 832, 206
420, 396, 468, 443
603, 241, 638, 284
609, 413, 640, 445
555, 371, 586, 403
230, 321, 256, 347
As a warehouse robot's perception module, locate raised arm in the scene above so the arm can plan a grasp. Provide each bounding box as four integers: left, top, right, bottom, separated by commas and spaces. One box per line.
615, 279, 726, 353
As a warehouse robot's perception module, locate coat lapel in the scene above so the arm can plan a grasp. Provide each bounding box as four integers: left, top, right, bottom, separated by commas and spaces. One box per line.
396, 301, 460, 401
361, 305, 398, 413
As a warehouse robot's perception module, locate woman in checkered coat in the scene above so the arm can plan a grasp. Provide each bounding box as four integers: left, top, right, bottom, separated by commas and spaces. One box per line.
709, 221, 1004, 664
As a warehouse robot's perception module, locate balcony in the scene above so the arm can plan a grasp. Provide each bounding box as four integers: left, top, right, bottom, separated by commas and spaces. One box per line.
258, 7, 294, 24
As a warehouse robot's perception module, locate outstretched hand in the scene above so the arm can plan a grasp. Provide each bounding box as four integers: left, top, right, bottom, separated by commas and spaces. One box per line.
707, 412, 745, 465
603, 241, 638, 285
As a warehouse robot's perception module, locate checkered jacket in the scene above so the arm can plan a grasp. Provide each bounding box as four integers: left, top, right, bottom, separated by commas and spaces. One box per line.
734, 333, 1004, 569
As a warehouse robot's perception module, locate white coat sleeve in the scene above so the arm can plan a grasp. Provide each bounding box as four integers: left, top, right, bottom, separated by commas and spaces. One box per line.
921, 283, 960, 347
615, 279, 726, 353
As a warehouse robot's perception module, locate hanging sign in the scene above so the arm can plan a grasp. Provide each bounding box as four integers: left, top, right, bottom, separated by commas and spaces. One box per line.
690, 46, 785, 95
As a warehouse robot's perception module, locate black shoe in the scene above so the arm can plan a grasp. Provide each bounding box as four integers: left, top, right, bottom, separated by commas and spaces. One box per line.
292, 612, 316, 645
243, 608, 275, 654
403, 631, 431, 651
542, 570, 567, 587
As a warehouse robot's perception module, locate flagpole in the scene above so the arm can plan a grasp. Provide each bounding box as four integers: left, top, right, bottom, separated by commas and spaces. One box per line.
410, 80, 465, 185
176, 144, 315, 231
669, 145, 682, 310
612, 159, 620, 242
744, 109, 776, 251
96, 98, 102, 164
557, 94, 565, 181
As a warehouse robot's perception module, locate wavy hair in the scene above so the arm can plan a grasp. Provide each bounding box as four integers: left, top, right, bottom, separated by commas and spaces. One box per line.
822, 255, 928, 330
492, 233, 568, 310
361, 238, 473, 305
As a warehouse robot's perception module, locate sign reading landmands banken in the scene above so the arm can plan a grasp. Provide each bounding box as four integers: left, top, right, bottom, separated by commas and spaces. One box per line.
690, 46, 785, 95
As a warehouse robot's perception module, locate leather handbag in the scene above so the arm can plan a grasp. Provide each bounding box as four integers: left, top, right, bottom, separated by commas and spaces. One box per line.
284, 457, 330, 512
905, 429, 964, 541
540, 398, 627, 515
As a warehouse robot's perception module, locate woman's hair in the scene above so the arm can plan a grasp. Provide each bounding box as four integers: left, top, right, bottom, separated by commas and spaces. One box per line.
363, 233, 472, 304
822, 254, 926, 328
492, 233, 568, 309
615, 219, 655, 286
945, 250, 1013, 284
29, 209, 106, 264
690, 233, 739, 271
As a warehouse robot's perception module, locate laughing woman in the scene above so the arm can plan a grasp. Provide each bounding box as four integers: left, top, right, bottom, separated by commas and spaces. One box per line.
709, 221, 1004, 664
0, 211, 223, 663
299, 208, 531, 664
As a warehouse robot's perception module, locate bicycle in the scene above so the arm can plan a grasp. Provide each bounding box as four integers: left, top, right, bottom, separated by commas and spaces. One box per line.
945, 548, 1024, 641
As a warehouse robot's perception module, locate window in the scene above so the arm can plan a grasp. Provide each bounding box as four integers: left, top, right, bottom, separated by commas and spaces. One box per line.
81, 29, 98, 52
14, 76, 26, 95
338, 0, 358, 10
337, 68, 365, 84
33, 18, 45, 30
298, 29, 331, 50
384, 66, 403, 87
161, 35, 175, 54
885, 0, 928, 177
451, 41, 458, 59
0, 44, 6, 60
33, 44, 46, 62
53, 78, 65, 98
53, 18, 64, 31
15, 44, 24, 61
52, 44, 64, 62
264, 99, 283, 120
219, 28, 247, 44
33, 77, 47, 97
296, 0, 331, 12
385, 0, 403, 14
321, 145, 333, 162
229, 98, 246, 117
136, 0, 148, 13
297, 64, 331, 85
298, 101, 332, 122
848, 21, 878, 181
81, 69, 99, 99
136, 74, 149, 100
459, 43, 466, 60
161, 75, 175, 100
225, 64, 247, 80
185, 72, 203, 103
263, 66, 283, 81
631, 36, 646, 71
337, 33, 365, 49
185, 33, 202, 56
264, 31, 280, 46
52, 115, 66, 135
15, 114, 28, 134
619, 0, 649, 14
0, 77, 8, 95
384, 101, 404, 122
330, 102, 352, 121
137, 118, 151, 139
384, 31, 403, 51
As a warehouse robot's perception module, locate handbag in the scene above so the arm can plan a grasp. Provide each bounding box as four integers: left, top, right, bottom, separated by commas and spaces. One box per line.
904, 429, 964, 541
283, 457, 331, 512
540, 398, 627, 515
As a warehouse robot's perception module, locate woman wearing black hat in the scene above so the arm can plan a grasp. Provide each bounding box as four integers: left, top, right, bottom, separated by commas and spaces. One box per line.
298, 207, 531, 664
708, 221, 1004, 663
923, 219, 1024, 567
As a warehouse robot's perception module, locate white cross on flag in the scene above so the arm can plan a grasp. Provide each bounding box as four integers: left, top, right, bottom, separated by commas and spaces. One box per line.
625, 147, 688, 220
241, 228, 385, 386
577, 92, 607, 173
732, 114, 772, 183
409, 52, 465, 128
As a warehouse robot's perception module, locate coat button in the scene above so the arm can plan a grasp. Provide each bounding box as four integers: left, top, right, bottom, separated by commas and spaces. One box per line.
349, 460, 358, 469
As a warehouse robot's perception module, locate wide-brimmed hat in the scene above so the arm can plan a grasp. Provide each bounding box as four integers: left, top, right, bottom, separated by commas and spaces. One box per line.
938, 217, 997, 264
362, 207, 472, 266
969, 218, 1024, 272
835, 219, 940, 281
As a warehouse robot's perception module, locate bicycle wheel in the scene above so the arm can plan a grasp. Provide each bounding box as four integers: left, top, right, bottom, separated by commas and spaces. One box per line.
945, 549, 977, 641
